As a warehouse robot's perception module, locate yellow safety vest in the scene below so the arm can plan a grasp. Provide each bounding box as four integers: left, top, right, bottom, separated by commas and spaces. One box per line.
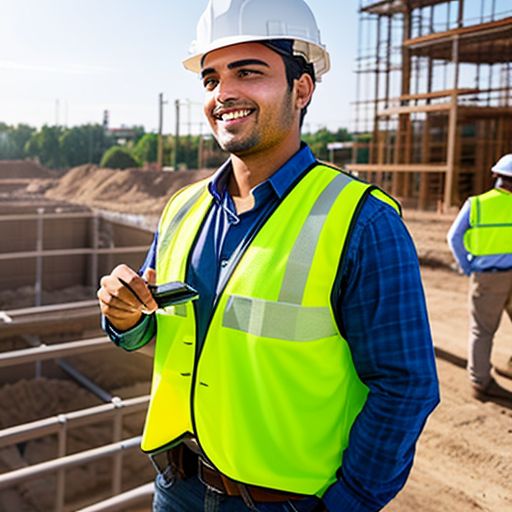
141, 163, 400, 495
463, 188, 512, 256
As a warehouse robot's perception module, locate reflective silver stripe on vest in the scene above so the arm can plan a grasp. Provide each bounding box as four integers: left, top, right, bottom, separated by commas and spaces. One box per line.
173, 304, 187, 317
223, 172, 354, 340
223, 295, 336, 341
279, 172, 353, 304
158, 303, 188, 317
158, 187, 205, 260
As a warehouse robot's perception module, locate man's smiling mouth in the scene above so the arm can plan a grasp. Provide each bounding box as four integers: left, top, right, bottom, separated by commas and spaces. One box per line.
214, 108, 254, 122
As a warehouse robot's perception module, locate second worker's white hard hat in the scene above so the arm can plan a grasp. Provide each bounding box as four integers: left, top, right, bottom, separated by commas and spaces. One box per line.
491, 154, 512, 177
183, 0, 330, 80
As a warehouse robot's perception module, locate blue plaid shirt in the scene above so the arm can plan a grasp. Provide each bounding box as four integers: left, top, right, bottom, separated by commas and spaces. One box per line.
105, 144, 439, 511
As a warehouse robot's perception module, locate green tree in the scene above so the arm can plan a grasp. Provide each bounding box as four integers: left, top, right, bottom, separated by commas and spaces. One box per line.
133, 133, 158, 164
130, 125, 146, 145
0, 123, 36, 159
100, 146, 140, 169
60, 124, 115, 167
25, 125, 64, 168
302, 127, 352, 161
60, 127, 90, 167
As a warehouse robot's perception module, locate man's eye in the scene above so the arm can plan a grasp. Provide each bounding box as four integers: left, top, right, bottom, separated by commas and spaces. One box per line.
203, 78, 218, 90
238, 69, 260, 78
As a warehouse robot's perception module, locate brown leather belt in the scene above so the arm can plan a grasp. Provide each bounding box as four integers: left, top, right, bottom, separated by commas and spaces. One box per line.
150, 442, 311, 504
197, 457, 308, 503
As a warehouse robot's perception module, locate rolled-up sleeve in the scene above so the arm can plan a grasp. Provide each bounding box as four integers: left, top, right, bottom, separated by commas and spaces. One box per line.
101, 233, 158, 350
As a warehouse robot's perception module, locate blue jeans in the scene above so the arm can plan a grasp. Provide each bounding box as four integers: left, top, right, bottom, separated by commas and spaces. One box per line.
153, 474, 324, 512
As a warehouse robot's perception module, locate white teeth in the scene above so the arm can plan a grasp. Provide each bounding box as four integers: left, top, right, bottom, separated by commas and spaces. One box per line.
221, 109, 251, 121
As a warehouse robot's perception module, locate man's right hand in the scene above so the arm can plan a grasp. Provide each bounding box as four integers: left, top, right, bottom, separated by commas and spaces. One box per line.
97, 264, 158, 332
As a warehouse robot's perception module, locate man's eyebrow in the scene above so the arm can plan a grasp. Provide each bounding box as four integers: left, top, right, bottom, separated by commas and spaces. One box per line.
201, 59, 270, 78
227, 59, 270, 69
201, 67, 216, 79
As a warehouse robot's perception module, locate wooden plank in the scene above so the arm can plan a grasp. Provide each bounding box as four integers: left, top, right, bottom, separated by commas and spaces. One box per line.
361, 0, 447, 15
379, 102, 452, 116
459, 106, 512, 117
399, 88, 478, 100
346, 164, 448, 173
404, 16, 512, 48
444, 37, 461, 209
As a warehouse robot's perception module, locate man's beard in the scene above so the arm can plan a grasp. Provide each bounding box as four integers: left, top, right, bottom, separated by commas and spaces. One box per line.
212, 90, 294, 156
217, 131, 260, 155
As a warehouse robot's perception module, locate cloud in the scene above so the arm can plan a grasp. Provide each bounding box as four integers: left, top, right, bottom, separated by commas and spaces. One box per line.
0, 60, 114, 75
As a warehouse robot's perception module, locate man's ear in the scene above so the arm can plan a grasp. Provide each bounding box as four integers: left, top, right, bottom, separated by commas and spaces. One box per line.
294, 73, 315, 110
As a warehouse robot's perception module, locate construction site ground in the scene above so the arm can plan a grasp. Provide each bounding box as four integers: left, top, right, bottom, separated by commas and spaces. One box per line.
1, 164, 511, 511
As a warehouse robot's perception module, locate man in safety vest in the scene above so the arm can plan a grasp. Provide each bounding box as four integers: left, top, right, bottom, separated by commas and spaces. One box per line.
98, 1, 439, 510
448, 154, 512, 402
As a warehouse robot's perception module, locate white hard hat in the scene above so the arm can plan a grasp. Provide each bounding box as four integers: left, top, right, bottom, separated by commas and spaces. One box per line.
491, 154, 512, 177
183, 0, 330, 80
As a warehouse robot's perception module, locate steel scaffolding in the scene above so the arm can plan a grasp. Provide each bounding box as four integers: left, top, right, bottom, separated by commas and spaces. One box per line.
347, 0, 512, 209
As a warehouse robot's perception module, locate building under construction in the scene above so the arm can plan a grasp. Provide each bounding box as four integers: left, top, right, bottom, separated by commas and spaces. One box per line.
347, 0, 512, 210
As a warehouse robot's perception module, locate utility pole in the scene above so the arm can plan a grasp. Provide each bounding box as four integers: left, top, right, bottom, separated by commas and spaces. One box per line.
173, 99, 180, 171
198, 122, 204, 170
157, 93, 168, 170
55, 99, 60, 126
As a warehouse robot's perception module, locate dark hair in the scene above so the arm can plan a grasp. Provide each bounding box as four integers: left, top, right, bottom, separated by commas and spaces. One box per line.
263, 40, 316, 127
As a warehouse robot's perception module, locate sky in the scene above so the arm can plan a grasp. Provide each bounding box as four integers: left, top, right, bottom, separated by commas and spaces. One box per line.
0, 0, 360, 134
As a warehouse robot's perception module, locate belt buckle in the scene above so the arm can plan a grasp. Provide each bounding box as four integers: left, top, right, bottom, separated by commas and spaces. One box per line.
197, 458, 225, 495
149, 449, 174, 484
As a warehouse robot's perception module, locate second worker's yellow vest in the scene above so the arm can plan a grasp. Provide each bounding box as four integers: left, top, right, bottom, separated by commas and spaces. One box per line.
141, 163, 400, 496
463, 188, 512, 256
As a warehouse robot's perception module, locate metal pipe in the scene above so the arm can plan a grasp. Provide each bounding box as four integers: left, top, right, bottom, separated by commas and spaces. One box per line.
0, 396, 149, 448
0, 302, 100, 340
21, 334, 43, 379
0, 337, 111, 368
0, 245, 148, 261
0, 212, 95, 222
0, 437, 141, 490
90, 213, 99, 291
35, 208, 44, 307
3, 299, 99, 318
111, 397, 123, 496
57, 359, 113, 403
56, 415, 67, 512
76, 482, 154, 512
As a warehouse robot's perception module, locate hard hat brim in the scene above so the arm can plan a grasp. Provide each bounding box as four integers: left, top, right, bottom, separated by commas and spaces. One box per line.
491, 166, 512, 177
183, 35, 330, 80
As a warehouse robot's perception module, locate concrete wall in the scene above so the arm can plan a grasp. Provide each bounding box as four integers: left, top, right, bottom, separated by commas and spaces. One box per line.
0, 204, 153, 294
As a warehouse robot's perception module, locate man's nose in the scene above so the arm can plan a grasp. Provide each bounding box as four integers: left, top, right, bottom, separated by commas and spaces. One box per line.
214, 78, 238, 103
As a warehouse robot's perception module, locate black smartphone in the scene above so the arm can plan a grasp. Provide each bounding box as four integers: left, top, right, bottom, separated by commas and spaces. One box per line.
148, 281, 199, 308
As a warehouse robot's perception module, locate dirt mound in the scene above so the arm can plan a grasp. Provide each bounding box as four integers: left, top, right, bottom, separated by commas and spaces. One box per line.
44, 164, 459, 270
0, 161, 54, 179
46, 165, 214, 215
0, 378, 100, 429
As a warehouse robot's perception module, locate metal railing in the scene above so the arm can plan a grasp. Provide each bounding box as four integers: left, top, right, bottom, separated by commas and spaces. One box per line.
0, 300, 100, 339
0, 395, 150, 511
0, 337, 112, 368
77, 482, 154, 512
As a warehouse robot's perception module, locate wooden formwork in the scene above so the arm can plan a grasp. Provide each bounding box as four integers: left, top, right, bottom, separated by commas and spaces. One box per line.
349, 0, 512, 209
